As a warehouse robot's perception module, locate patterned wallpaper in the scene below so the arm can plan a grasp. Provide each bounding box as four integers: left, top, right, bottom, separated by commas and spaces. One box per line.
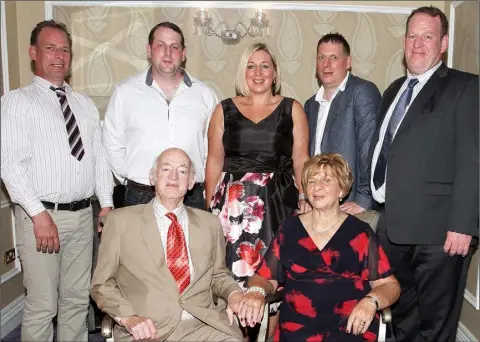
52, 5, 409, 119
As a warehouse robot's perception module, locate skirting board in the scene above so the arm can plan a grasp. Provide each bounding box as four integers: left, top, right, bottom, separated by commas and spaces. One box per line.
0, 294, 25, 339
457, 322, 478, 342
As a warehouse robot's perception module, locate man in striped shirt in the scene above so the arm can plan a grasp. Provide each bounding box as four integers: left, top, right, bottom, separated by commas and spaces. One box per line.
1, 20, 113, 342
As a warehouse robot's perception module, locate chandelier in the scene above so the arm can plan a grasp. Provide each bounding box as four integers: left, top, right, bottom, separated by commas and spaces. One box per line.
193, 8, 269, 45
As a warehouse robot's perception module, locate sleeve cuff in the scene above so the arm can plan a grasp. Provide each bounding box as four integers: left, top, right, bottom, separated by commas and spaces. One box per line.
22, 199, 46, 217
96, 194, 114, 209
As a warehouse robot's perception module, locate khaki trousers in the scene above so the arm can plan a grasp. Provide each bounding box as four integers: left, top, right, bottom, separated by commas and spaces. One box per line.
166, 317, 242, 342
15, 205, 93, 342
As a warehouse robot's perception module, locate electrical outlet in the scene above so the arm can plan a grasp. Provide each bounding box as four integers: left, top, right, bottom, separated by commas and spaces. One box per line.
4, 248, 16, 265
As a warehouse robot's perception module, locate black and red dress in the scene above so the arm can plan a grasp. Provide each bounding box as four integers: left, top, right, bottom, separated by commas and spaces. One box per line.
256, 215, 394, 341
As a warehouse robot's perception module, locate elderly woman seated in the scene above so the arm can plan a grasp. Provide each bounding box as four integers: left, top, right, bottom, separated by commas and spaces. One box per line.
238, 153, 400, 341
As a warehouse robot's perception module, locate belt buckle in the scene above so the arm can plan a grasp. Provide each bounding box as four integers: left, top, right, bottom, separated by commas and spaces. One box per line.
69, 201, 78, 211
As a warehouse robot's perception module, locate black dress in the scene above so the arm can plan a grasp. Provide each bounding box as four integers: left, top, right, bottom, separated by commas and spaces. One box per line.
256, 215, 394, 341
210, 97, 298, 288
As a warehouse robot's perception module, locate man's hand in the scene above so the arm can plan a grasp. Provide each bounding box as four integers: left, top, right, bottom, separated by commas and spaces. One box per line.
120, 315, 157, 340
298, 199, 312, 214
444, 231, 472, 257
238, 292, 265, 328
340, 201, 365, 215
32, 210, 60, 253
97, 207, 113, 232
226, 291, 243, 326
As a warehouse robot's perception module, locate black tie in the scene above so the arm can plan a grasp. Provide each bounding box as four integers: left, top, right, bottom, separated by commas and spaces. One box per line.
373, 78, 418, 189
50, 86, 85, 161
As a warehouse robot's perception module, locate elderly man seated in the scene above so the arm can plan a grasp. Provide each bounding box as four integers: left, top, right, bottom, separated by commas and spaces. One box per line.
90, 148, 248, 341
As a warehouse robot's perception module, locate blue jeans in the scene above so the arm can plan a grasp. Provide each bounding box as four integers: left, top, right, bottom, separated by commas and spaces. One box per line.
124, 183, 205, 210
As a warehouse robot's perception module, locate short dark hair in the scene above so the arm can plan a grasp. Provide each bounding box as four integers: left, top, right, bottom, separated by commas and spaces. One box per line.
406, 6, 449, 38
316, 33, 350, 56
148, 22, 185, 48
30, 20, 72, 49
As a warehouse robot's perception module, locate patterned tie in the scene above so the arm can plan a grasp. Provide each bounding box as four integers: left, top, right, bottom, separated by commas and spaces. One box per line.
50, 86, 85, 161
373, 78, 419, 189
165, 212, 190, 293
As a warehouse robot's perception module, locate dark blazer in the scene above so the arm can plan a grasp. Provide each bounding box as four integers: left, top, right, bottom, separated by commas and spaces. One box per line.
304, 74, 381, 210
371, 63, 479, 245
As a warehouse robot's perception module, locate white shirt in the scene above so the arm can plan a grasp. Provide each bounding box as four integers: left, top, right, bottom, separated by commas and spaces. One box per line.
371, 61, 443, 203
1, 76, 114, 216
152, 199, 194, 320
103, 67, 218, 185
314, 72, 350, 154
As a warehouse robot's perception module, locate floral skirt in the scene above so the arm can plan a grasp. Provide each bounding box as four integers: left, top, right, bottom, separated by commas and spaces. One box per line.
210, 171, 297, 290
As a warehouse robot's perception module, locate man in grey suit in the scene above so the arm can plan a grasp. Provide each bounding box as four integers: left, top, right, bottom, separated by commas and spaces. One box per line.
304, 33, 380, 214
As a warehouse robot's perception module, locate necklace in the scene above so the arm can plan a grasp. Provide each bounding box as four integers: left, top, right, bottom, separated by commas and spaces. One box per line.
311, 213, 343, 235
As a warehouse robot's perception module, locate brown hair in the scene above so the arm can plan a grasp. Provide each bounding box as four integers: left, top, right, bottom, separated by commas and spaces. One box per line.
406, 6, 449, 38
301, 153, 353, 199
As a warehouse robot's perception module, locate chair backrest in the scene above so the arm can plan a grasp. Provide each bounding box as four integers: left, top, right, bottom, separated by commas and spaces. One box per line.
354, 210, 380, 232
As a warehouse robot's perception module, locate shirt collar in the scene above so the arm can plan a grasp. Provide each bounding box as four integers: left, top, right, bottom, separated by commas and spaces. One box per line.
153, 197, 185, 220
145, 66, 193, 88
315, 71, 350, 102
407, 61, 443, 85
33, 75, 72, 94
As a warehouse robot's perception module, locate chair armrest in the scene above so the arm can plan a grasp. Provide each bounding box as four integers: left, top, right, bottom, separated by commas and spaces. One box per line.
265, 289, 283, 304
380, 307, 392, 324
101, 314, 115, 338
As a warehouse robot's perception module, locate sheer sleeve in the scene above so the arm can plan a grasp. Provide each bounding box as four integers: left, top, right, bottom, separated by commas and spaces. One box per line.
366, 229, 395, 281
256, 223, 285, 284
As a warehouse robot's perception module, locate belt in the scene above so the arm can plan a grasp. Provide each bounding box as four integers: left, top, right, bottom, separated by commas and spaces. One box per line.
126, 179, 155, 192
42, 199, 91, 212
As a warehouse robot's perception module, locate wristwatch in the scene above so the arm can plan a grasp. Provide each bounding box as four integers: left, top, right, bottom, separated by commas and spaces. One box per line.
365, 295, 379, 311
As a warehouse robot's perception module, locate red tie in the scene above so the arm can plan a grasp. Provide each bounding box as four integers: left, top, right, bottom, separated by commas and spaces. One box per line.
165, 212, 190, 293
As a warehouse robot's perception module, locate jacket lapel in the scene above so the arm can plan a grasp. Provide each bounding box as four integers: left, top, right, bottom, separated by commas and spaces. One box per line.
141, 201, 165, 269
321, 85, 347, 152
395, 64, 448, 139
306, 100, 320, 156
182, 208, 206, 293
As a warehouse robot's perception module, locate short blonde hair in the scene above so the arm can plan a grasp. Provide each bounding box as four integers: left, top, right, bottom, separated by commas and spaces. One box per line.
301, 153, 353, 198
234, 43, 281, 96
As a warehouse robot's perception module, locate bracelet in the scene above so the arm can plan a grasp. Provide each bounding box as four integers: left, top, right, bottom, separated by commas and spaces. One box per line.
298, 193, 306, 201
365, 295, 379, 311
246, 286, 266, 297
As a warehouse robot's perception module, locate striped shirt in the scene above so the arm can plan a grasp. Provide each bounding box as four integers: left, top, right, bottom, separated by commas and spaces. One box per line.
1, 76, 114, 216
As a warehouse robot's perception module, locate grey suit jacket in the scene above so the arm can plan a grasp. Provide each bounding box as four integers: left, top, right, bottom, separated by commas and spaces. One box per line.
90, 202, 243, 341
304, 74, 380, 209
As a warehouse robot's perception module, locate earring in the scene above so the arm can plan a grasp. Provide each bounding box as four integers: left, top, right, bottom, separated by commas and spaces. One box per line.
272, 79, 276, 96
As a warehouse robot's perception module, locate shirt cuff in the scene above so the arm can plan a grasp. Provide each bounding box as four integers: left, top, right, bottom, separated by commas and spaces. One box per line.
96, 194, 114, 209
22, 199, 46, 217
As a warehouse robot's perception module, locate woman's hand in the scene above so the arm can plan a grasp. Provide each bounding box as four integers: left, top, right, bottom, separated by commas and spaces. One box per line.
238, 291, 265, 328
346, 298, 376, 336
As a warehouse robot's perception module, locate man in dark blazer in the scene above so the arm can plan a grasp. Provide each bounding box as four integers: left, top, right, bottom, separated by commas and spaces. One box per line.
370, 6, 479, 342
304, 33, 380, 214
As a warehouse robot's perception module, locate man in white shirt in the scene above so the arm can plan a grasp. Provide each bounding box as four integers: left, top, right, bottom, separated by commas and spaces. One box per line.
103, 22, 217, 209
369, 6, 478, 342
304, 33, 380, 214
1, 20, 113, 342
91, 148, 255, 341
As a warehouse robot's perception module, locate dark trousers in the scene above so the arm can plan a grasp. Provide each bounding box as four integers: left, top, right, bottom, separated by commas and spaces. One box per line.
376, 213, 475, 342
123, 182, 206, 210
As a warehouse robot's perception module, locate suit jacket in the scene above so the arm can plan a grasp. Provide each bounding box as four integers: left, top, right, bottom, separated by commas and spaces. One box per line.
370, 63, 479, 245
90, 202, 243, 341
304, 74, 380, 209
